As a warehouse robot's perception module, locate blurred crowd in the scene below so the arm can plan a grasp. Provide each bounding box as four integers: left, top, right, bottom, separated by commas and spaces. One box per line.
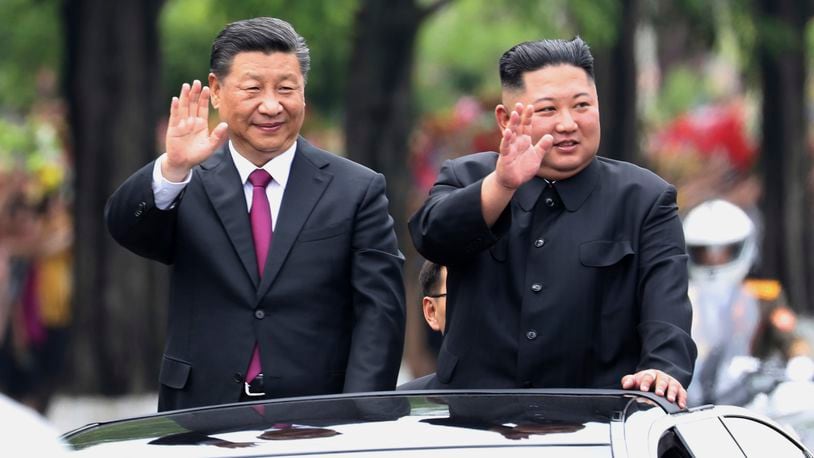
0, 101, 73, 415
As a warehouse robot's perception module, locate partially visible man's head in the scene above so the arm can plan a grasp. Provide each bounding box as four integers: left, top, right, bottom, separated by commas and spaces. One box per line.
208, 17, 309, 166
419, 260, 447, 334
495, 37, 600, 181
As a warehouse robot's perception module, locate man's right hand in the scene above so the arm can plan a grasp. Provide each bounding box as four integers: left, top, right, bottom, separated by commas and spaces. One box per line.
481, 103, 553, 227
495, 103, 553, 190
162, 80, 229, 182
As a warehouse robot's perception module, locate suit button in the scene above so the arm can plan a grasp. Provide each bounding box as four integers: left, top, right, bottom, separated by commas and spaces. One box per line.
254, 310, 265, 319
531, 283, 542, 292
534, 239, 545, 248
232, 372, 244, 383
544, 197, 555, 208
134, 201, 147, 217
526, 330, 538, 340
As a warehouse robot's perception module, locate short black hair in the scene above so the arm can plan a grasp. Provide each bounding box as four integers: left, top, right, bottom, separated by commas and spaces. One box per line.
419, 260, 444, 298
210, 17, 310, 82
499, 36, 594, 90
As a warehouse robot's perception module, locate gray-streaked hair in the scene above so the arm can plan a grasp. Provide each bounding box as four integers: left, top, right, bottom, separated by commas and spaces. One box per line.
499, 36, 594, 90
210, 17, 310, 82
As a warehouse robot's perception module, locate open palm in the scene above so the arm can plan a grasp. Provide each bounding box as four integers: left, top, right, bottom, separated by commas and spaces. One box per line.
163, 80, 229, 181
495, 103, 552, 190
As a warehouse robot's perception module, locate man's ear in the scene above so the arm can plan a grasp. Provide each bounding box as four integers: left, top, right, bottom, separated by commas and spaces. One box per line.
422, 297, 443, 332
495, 104, 510, 130
208, 72, 221, 109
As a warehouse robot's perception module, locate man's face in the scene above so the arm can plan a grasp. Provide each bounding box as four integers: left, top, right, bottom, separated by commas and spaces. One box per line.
209, 51, 305, 166
497, 64, 600, 181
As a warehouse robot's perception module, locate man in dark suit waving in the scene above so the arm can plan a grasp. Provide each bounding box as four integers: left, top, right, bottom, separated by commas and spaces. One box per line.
106, 17, 405, 411
409, 37, 696, 408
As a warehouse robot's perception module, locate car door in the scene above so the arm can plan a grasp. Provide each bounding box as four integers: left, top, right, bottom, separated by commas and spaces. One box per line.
642, 405, 812, 457
720, 415, 809, 457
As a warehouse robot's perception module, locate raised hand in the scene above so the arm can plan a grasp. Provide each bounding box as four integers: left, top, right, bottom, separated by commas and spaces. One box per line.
162, 80, 229, 182
495, 103, 553, 190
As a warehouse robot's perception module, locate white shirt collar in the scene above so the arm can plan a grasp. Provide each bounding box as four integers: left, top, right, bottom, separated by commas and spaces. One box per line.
229, 140, 296, 188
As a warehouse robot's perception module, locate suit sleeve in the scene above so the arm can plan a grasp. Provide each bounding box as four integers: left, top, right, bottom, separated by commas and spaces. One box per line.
636, 185, 698, 387
408, 159, 509, 266
343, 172, 406, 392
105, 161, 178, 265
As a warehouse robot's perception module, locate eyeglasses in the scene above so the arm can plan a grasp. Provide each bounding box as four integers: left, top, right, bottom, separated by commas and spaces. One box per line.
427, 293, 447, 298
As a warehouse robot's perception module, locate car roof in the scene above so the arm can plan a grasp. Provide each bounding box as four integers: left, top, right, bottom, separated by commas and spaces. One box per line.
63, 389, 676, 457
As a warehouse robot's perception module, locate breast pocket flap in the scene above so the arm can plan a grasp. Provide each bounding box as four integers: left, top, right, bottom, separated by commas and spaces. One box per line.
579, 240, 634, 267
298, 219, 351, 242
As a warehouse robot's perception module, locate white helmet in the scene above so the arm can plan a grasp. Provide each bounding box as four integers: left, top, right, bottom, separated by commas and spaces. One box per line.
683, 199, 756, 287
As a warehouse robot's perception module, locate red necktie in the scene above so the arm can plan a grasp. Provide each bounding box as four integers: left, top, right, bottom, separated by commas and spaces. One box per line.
247, 169, 273, 383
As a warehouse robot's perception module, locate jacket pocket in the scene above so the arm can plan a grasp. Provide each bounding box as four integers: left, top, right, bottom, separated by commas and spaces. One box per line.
579, 240, 634, 267
159, 354, 191, 389
436, 345, 459, 384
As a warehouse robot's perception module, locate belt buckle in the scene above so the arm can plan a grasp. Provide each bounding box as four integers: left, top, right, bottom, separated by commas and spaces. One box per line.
244, 374, 265, 397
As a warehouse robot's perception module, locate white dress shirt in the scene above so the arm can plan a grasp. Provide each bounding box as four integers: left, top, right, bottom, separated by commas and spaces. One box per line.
151, 141, 296, 230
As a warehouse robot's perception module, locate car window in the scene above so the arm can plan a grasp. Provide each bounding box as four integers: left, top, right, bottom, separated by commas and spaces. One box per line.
673, 418, 744, 457
657, 429, 691, 458
722, 416, 807, 457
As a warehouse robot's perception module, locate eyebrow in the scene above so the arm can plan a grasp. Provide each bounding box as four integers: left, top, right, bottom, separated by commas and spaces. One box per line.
532, 92, 592, 104
238, 71, 300, 81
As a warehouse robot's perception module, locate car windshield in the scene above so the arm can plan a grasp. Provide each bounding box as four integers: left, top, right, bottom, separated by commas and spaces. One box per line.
64, 391, 664, 457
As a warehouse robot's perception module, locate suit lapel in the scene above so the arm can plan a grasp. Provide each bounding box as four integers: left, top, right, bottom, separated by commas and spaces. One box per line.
199, 146, 260, 288
256, 139, 333, 301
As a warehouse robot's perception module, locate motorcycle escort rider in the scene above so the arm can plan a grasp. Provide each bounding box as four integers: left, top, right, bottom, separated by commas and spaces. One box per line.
683, 199, 811, 406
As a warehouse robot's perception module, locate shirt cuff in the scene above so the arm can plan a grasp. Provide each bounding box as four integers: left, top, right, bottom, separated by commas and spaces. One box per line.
152, 153, 192, 210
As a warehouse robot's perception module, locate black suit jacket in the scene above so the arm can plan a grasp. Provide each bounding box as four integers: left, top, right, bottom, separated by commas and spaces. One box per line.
409, 153, 696, 390
106, 138, 405, 411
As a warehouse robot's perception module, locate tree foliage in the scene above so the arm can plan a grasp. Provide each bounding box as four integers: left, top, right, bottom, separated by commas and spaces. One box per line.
0, 0, 61, 114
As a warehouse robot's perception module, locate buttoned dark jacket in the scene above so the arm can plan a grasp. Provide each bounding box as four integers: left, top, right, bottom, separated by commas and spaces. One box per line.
106, 138, 406, 411
409, 153, 696, 390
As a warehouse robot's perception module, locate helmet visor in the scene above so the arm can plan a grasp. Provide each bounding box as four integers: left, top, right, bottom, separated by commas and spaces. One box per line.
687, 241, 745, 267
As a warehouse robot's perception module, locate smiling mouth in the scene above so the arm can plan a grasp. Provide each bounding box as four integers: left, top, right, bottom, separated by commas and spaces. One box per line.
254, 121, 283, 131
554, 140, 579, 149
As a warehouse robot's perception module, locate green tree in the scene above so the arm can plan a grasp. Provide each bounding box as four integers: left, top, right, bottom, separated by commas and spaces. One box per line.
0, 0, 62, 114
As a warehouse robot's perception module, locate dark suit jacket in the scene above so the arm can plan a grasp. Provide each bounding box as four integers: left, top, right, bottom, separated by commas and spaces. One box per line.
106, 138, 405, 411
409, 153, 696, 390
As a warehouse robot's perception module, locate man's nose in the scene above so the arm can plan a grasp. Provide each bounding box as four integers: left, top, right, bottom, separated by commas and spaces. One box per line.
258, 93, 283, 115
555, 110, 577, 132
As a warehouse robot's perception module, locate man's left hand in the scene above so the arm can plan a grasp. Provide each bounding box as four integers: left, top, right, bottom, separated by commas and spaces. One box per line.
621, 369, 687, 409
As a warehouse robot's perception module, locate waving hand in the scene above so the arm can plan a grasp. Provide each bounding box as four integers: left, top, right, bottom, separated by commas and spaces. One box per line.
162, 80, 229, 182
495, 103, 553, 190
